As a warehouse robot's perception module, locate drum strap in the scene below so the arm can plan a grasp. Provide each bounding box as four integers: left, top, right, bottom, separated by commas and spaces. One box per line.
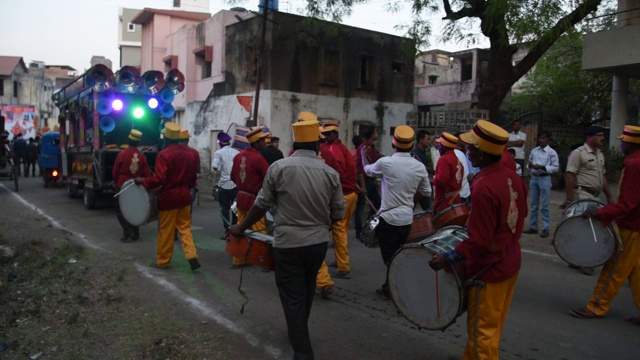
237, 228, 269, 315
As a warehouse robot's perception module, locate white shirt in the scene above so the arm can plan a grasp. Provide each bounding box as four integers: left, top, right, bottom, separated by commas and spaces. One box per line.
453, 149, 471, 198
508, 131, 527, 160
528, 145, 560, 176
364, 152, 432, 226
430, 146, 440, 172
212, 145, 239, 190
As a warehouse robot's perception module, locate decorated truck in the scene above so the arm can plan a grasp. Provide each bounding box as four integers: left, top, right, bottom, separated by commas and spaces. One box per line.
51, 65, 184, 208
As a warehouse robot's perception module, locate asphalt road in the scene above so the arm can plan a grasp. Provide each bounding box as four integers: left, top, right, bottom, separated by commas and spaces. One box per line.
1, 176, 638, 360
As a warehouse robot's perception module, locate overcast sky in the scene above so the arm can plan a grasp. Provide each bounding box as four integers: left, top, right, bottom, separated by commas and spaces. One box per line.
1, 0, 480, 73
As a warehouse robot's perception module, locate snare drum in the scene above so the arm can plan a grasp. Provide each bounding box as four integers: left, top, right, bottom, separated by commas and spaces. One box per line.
388, 226, 469, 331
406, 210, 435, 243
433, 203, 469, 230
554, 199, 617, 268
119, 179, 158, 226
225, 231, 275, 271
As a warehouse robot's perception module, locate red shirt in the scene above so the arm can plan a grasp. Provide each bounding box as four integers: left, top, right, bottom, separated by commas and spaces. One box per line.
455, 162, 528, 282
231, 146, 270, 211
356, 139, 383, 176
142, 144, 196, 211
500, 149, 517, 172
180, 143, 200, 189
327, 139, 358, 195
433, 150, 463, 212
112, 146, 151, 187
598, 149, 640, 231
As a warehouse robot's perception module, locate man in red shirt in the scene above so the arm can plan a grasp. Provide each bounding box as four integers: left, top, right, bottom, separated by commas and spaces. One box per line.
430, 120, 528, 359
356, 126, 383, 229
433, 132, 463, 212
179, 129, 200, 210
230, 127, 270, 268
571, 125, 640, 325
112, 129, 151, 242
136, 123, 200, 271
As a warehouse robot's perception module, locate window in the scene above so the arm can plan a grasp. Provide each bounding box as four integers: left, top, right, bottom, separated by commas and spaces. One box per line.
13, 81, 18, 97
428, 75, 438, 85
322, 49, 340, 84
391, 61, 404, 74
173, 0, 181, 7
480, 60, 489, 78
202, 61, 212, 78
0, 80, 4, 96
461, 58, 472, 81
359, 55, 374, 89
127, 23, 135, 32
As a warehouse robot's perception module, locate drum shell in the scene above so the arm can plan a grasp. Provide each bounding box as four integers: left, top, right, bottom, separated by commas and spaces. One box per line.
119, 179, 158, 226
388, 226, 469, 331
433, 203, 469, 230
553, 199, 617, 268
225, 232, 275, 271
406, 210, 435, 243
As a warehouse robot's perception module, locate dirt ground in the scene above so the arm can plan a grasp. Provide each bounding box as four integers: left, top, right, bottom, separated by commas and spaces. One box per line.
0, 202, 231, 359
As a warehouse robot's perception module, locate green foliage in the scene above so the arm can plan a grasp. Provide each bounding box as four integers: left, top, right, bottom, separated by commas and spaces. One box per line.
602, 145, 624, 173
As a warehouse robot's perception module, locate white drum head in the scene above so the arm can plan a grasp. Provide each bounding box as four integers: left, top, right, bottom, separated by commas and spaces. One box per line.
554, 216, 616, 268
119, 179, 154, 226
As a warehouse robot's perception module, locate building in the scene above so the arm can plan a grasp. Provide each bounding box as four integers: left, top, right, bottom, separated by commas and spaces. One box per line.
118, 8, 143, 68
90, 56, 113, 70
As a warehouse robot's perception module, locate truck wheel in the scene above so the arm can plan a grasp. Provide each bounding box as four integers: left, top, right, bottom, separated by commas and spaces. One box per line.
67, 184, 79, 198
83, 188, 96, 209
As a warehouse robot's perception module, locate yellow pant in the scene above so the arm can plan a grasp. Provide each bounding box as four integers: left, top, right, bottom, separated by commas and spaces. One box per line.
316, 261, 334, 290
234, 208, 267, 266
156, 206, 198, 267
586, 228, 640, 316
463, 274, 519, 360
332, 192, 358, 273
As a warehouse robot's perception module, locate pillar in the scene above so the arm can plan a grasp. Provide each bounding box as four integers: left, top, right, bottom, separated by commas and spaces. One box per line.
610, 75, 628, 148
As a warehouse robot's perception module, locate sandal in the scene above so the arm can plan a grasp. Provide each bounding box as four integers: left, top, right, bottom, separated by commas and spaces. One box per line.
626, 317, 640, 326
569, 307, 603, 319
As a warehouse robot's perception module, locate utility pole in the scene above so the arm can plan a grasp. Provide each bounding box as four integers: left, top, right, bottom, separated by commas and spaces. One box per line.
251, 1, 269, 127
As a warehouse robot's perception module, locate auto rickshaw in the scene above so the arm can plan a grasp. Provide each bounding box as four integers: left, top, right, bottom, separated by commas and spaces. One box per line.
37, 132, 61, 187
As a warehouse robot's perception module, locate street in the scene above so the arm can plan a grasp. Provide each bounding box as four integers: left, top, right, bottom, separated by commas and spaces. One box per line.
1, 176, 638, 360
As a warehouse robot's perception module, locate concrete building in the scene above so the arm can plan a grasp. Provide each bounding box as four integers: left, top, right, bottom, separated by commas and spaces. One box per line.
582, 0, 640, 145
90, 56, 113, 70
118, 8, 143, 68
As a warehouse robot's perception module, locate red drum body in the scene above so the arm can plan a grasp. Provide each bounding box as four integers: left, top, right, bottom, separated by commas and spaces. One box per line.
225, 232, 275, 271
433, 203, 469, 230
388, 225, 469, 331
407, 210, 435, 243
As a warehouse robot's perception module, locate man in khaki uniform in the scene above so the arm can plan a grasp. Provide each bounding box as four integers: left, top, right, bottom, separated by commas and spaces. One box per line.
561, 125, 613, 275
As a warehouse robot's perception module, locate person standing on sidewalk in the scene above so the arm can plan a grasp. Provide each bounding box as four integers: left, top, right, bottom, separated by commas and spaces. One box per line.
507, 120, 527, 171
230, 119, 345, 360
561, 125, 613, 275
570, 125, 640, 325
212, 131, 239, 238
524, 131, 559, 238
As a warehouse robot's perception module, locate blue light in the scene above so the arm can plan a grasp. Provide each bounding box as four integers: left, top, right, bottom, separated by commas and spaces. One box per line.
148, 98, 159, 109
112, 99, 124, 111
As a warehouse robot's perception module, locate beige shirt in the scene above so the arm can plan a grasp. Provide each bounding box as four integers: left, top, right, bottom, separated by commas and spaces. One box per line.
254, 150, 346, 248
566, 143, 605, 192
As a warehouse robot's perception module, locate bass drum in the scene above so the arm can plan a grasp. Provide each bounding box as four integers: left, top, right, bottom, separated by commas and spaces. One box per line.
388, 226, 469, 331
119, 179, 158, 226
553, 199, 617, 268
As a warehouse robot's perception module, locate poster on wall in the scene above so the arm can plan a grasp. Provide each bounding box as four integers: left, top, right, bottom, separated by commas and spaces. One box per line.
1, 104, 37, 140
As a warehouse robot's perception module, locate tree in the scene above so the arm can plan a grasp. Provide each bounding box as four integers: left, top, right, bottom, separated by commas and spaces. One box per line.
304, 0, 607, 119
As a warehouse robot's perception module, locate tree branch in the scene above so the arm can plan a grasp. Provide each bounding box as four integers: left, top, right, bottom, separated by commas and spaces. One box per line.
442, 0, 479, 21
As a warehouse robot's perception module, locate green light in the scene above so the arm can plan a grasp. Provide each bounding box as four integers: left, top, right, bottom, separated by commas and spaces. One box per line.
133, 107, 145, 119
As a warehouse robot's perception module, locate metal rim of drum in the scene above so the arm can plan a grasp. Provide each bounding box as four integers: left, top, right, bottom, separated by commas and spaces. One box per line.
553, 216, 616, 268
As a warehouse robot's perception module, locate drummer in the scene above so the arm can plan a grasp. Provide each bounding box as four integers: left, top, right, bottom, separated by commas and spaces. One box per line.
571, 125, 640, 326
112, 129, 151, 242
362, 125, 431, 299
429, 120, 528, 359
433, 132, 463, 212
135, 123, 200, 271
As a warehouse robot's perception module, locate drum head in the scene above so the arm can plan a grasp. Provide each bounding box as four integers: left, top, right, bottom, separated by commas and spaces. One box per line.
388, 247, 464, 331
553, 216, 616, 268
119, 179, 153, 226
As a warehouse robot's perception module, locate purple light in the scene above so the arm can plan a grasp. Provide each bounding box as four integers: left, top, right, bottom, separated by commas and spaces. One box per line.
148, 98, 159, 109
112, 99, 124, 111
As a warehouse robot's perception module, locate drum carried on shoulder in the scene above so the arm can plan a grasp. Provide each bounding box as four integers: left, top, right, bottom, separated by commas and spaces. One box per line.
388, 225, 469, 331
118, 179, 158, 226
553, 199, 618, 268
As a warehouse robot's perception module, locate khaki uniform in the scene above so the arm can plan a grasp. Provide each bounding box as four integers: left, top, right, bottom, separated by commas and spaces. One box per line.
566, 144, 606, 200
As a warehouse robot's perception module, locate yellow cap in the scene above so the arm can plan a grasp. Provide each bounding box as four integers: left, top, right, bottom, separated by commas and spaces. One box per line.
120, 144, 129, 150
617, 125, 640, 144
161, 122, 181, 140
128, 129, 142, 141
179, 129, 190, 140
321, 120, 340, 133
292, 120, 321, 143
246, 127, 268, 143
436, 132, 458, 149
298, 111, 318, 122
392, 125, 415, 149
459, 119, 509, 155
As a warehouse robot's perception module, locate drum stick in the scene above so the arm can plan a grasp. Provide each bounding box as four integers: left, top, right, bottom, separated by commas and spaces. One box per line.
113, 181, 136, 198
589, 218, 598, 243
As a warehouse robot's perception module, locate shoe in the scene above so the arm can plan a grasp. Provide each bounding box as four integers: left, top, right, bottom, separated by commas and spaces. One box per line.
523, 228, 538, 234
320, 286, 333, 299
579, 267, 594, 276
331, 271, 351, 279
376, 287, 391, 300
149, 262, 169, 270
569, 307, 604, 319
188, 258, 201, 271
131, 233, 140, 241
540, 230, 549, 238
626, 317, 640, 326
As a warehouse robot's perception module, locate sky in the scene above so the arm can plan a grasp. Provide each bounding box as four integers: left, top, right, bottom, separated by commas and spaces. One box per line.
0, 0, 483, 73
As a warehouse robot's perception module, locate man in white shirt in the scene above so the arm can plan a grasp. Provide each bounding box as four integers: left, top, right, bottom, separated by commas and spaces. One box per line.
212, 131, 239, 238
524, 131, 560, 238
507, 120, 527, 172
454, 132, 471, 201
362, 125, 432, 299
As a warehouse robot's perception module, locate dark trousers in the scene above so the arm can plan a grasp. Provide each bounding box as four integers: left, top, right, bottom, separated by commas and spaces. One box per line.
218, 187, 238, 230
116, 200, 139, 238
353, 177, 381, 238
376, 218, 410, 291
273, 242, 327, 360
25, 160, 36, 177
